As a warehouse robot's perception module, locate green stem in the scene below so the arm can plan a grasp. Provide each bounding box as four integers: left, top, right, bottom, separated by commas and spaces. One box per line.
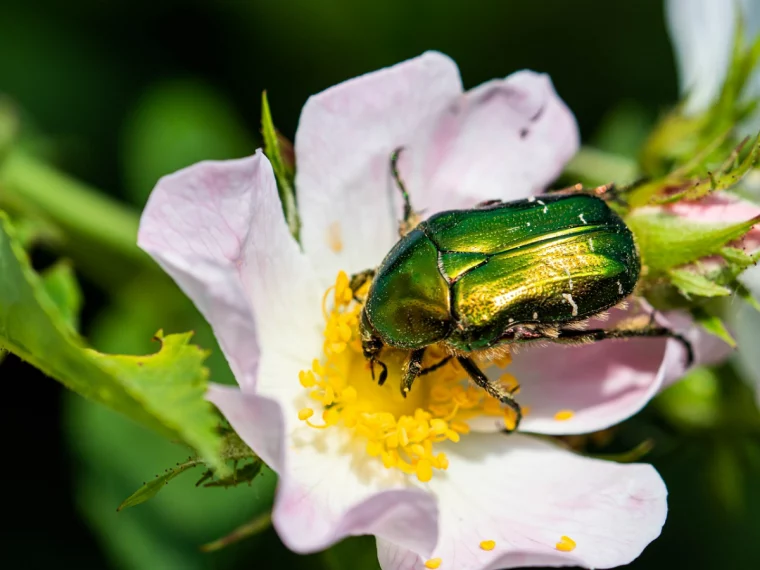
200, 511, 273, 552
0, 149, 148, 266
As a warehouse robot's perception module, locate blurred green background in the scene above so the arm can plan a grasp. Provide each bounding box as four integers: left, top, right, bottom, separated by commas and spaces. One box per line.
2, 0, 759, 569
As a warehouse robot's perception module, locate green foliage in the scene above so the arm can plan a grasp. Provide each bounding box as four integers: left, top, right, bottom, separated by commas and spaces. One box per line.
118, 459, 202, 511
261, 91, 300, 240
625, 209, 757, 275
0, 213, 226, 471
122, 80, 255, 206
40, 260, 82, 330
640, 24, 760, 177
667, 268, 732, 298
691, 307, 736, 348
630, 135, 760, 207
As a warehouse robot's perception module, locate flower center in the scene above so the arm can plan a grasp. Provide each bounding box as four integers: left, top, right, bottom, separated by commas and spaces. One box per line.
298, 271, 522, 482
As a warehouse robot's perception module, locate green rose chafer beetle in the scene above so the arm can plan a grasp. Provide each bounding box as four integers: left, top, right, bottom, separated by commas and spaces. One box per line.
354, 150, 692, 431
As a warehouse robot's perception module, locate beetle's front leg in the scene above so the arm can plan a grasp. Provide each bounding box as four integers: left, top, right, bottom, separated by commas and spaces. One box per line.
401, 348, 426, 397
456, 356, 522, 433
349, 269, 376, 302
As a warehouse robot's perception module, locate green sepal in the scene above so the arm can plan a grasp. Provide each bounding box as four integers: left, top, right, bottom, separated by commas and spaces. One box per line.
0, 212, 227, 472
200, 460, 263, 488
626, 209, 759, 275
668, 268, 732, 298
117, 459, 202, 511
691, 307, 737, 348
261, 91, 299, 241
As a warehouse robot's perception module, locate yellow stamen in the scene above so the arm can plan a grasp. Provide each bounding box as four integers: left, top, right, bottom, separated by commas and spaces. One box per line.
298, 271, 525, 482
424, 558, 442, 569
554, 410, 575, 421
298, 408, 314, 421
479, 540, 496, 551
555, 535, 576, 552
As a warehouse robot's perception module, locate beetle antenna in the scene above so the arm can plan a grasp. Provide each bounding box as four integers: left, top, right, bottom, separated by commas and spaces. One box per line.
390, 147, 413, 225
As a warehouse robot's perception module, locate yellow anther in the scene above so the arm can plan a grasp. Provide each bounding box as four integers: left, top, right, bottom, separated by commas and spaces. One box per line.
298, 408, 314, 421
416, 459, 433, 483
555, 535, 576, 552
299, 270, 526, 482
554, 410, 575, 421
341, 386, 357, 402
479, 540, 496, 551
424, 558, 442, 569
299, 370, 316, 388
323, 407, 340, 426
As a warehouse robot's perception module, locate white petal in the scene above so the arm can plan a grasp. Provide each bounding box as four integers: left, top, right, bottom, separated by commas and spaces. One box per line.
295, 51, 463, 287
138, 151, 323, 389
408, 71, 579, 213
377, 434, 667, 570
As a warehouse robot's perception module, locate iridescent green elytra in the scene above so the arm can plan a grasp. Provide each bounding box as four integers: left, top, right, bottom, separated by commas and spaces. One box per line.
363, 194, 639, 352
356, 150, 692, 431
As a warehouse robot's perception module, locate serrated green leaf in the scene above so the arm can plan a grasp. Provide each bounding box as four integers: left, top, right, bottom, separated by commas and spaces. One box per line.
261, 91, 299, 240
0, 212, 226, 471
668, 268, 732, 298
691, 307, 737, 347
118, 459, 202, 511
627, 210, 759, 274
40, 260, 82, 331
720, 246, 756, 268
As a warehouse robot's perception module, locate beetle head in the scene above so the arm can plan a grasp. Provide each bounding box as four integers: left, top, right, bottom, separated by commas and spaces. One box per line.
360, 308, 388, 385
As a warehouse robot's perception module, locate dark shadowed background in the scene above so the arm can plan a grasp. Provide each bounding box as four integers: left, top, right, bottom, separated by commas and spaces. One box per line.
2, 1, 759, 569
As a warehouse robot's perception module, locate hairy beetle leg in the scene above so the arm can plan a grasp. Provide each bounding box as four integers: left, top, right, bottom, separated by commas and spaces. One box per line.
401, 348, 426, 396
418, 355, 453, 377
555, 325, 694, 367
457, 356, 523, 433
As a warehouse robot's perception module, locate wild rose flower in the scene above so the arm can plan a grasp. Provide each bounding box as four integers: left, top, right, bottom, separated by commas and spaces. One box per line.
137, 53, 721, 569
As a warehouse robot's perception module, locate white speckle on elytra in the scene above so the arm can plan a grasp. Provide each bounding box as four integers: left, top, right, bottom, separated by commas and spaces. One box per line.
528, 196, 536, 202
537, 199, 548, 214
565, 267, 574, 291
527, 222, 531, 227
562, 293, 578, 316
533, 312, 538, 320
588, 238, 595, 252
508, 317, 514, 323
617, 281, 624, 295
579, 213, 587, 224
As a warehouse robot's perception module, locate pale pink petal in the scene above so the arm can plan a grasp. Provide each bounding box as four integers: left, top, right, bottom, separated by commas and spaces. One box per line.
467, 305, 700, 435
207, 384, 286, 471
406, 71, 579, 213
138, 151, 322, 390
295, 52, 463, 287
210, 344, 439, 555
377, 434, 667, 570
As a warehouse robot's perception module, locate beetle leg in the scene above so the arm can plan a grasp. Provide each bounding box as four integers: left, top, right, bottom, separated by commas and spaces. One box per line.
418, 355, 453, 377
553, 326, 694, 367
349, 268, 376, 302
456, 356, 523, 433
401, 348, 426, 397
373, 359, 389, 386
390, 147, 420, 235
